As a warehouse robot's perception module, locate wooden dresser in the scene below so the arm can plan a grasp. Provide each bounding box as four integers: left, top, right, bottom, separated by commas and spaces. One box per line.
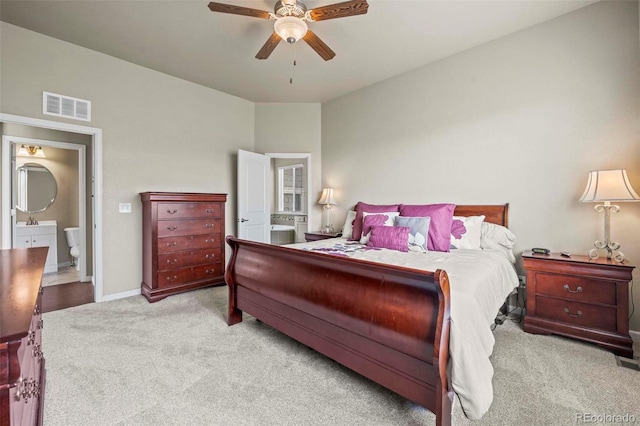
140, 192, 227, 303
1, 248, 47, 426
523, 251, 634, 358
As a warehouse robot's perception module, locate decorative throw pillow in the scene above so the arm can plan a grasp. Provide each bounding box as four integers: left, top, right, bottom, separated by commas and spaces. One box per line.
367, 226, 410, 252
350, 202, 400, 241
398, 204, 455, 252
450, 215, 485, 250
480, 222, 517, 263
394, 216, 430, 252
341, 210, 357, 239
359, 212, 399, 244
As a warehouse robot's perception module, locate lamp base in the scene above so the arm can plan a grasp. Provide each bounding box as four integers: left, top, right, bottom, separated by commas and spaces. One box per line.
321, 224, 334, 234
588, 244, 625, 263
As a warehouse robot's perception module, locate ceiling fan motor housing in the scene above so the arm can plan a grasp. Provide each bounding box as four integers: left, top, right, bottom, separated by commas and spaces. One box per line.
274, 0, 307, 18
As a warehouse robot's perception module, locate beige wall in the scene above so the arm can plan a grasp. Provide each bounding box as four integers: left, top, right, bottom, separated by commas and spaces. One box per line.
254, 103, 322, 230
1, 22, 255, 297
322, 2, 640, 330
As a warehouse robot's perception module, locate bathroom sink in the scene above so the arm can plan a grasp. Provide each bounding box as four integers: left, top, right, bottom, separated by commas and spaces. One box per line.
270, 224, 295, 231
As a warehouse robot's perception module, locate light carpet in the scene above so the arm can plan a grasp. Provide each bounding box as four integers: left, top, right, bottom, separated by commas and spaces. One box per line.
42, 286, 639, 425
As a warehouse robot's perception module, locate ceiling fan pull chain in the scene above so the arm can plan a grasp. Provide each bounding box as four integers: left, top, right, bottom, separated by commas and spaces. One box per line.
289, 43, 297, 84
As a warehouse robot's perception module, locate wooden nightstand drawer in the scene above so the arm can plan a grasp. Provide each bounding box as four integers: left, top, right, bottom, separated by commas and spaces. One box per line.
535, 273, 616, 305
535, 296, 617, 331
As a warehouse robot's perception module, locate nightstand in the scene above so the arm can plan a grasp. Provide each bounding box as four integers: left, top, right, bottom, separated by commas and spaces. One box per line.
523, 251, 634, 358
304, 231, 340, 242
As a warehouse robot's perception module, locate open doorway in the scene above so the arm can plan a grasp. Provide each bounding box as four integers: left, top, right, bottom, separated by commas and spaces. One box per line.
0, 113, 104, 303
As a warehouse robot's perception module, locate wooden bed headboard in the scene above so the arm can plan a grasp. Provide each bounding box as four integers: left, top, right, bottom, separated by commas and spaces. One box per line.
453, 204, 509, 228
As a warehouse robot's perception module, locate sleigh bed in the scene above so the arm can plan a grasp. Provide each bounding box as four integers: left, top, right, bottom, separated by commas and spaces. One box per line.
225, 204, 517, 426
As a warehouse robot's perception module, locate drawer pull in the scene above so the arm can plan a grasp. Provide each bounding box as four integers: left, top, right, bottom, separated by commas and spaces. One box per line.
166, 242, 177, 248
205, 269, 215, 274
167, 225, 178, 231
563, 284, 583, 294
205, 253, 215, 259
564, 308, 582, 318
166, 275, 178, 282
205, 238, 214, 244
166, 258, 178, 264
205, 223, 213, 229
166, 209, 178, 214
205, 208, 214, 213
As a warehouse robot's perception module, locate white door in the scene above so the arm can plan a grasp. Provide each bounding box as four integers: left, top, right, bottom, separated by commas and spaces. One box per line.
237, 150, 270, 243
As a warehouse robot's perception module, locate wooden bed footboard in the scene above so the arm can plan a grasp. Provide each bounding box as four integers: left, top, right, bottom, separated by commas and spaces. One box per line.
225, 236, 454, 426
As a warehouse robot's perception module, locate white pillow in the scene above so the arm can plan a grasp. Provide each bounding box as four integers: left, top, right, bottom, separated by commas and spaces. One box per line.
359, 211, 399, 244
341, 210, 357, 239
450, 215, 485, 250
480, 222, 517, 263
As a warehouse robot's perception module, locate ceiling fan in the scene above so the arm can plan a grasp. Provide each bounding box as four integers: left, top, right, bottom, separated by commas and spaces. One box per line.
207, 0, 369, 61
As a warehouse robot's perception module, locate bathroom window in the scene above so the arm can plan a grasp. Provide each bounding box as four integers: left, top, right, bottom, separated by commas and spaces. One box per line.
277, 164, 305, 212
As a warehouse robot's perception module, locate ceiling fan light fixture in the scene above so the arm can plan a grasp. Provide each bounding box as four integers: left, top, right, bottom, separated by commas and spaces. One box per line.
274, 16, 308, 44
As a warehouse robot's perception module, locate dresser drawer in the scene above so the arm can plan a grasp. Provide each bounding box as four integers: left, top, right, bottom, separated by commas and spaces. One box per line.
157, 203, 221, 220
535, 273, 616, 305
158, 248, 222, 271
157, 219, 221, 237
157, 263, 222, 288
535, 296, 617, 331
192, 263, 223, 281
158, 234, 221, 254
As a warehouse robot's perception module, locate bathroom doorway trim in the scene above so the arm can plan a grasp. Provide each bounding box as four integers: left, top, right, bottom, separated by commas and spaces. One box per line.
1, 113, 104, 302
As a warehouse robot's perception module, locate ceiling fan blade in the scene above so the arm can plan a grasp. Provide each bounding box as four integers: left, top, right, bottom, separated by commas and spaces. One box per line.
303, 30, 336, 61
207, 2, 271, 20
255, 32, 282, 60
308, 0, 369, 22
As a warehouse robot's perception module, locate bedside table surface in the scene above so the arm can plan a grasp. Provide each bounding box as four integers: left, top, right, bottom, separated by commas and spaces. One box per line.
522, 251, 634, 268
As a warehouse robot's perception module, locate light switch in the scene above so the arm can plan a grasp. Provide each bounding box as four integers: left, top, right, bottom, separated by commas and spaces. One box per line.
119, 203, 131, 213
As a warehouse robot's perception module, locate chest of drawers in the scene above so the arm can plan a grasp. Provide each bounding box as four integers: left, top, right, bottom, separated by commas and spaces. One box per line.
140, 192, 227, 303
1, 247, 47, 426
523, 252, 634, 358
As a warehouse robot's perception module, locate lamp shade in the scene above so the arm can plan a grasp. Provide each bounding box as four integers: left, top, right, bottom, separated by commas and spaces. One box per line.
318, 188, 336, 205
274, 16, 308, 43
580, 169, 640, 202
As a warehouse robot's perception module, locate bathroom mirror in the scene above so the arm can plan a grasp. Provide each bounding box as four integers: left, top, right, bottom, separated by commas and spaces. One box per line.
16, 162, 57, 213
277, 163, 305, 212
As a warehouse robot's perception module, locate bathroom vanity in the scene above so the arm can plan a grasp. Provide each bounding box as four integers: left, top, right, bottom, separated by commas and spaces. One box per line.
14, 221, 58, 274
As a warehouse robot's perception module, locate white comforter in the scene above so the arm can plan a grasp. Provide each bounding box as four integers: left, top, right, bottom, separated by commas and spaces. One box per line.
288, 238, 519, 420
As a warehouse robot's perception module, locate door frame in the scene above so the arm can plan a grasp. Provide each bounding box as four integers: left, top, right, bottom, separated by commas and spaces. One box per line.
0, 113, 104, 302
2, 135, 88, 281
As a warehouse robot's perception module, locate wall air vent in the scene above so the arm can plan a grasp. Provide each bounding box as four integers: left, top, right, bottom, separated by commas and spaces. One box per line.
43, 91, 91, 122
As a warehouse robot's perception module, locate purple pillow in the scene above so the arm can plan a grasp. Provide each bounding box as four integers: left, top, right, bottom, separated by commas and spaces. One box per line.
399, 203, 456, 252
351, 202, 400, 241
367, 226, 410, 252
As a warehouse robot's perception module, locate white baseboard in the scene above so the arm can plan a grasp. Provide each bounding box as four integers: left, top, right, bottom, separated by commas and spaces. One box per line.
630, 330, 640, 344
99, 288, 141, 302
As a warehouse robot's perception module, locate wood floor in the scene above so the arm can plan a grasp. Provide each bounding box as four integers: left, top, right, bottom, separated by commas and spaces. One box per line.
42, 281, 95, 313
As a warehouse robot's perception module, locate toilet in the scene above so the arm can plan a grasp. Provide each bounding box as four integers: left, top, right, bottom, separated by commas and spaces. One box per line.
64, 227, 80, 271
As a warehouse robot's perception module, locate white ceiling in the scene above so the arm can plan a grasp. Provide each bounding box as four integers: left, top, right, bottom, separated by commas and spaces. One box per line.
0, 0, 598, 103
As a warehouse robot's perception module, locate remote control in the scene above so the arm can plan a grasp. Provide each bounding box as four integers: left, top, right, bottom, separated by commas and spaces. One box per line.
531, 247, 550, 255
